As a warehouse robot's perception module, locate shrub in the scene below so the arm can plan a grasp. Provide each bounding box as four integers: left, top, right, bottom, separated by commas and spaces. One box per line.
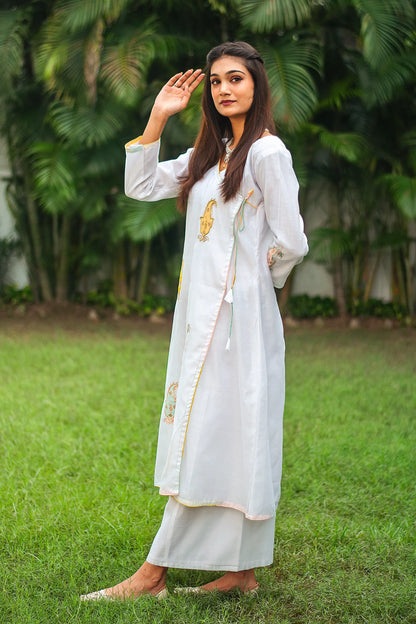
349, 298, 407, 320
286, 294, 338, 319
0, 284, 34, 305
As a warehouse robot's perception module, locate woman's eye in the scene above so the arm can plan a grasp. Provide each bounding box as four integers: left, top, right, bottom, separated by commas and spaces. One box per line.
231, 76, 242, 82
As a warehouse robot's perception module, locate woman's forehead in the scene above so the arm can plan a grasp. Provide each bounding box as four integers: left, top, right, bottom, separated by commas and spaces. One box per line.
210, 55, 247, 76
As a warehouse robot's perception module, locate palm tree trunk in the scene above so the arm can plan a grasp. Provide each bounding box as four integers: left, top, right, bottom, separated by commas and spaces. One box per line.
113, 242, 127, 298
333, 256, 347, 319
277, 271, 294, 315
22, 166, 53, 302
137, 240, 151, 305
363, 252, 380, 302
56, 213, 71, 302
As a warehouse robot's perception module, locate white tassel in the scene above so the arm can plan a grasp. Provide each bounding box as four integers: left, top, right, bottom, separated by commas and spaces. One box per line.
224, 289, 233, 303
225, 336, 231, 351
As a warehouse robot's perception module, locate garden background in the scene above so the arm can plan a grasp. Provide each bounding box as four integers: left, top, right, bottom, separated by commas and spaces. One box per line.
0, 0, 415, 321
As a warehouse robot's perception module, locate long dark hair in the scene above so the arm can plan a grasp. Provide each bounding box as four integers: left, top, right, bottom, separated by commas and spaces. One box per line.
178, 41, 275, 213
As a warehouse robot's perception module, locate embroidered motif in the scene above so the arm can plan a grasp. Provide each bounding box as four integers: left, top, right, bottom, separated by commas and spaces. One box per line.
164, 382, 178, 424
198, 199, 216, 241
267, 247, 283, 267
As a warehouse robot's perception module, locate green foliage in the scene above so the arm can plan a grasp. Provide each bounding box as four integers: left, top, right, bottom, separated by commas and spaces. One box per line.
287, 294, 338, 318
240, 0, 312, 31
307, 125, 371, 164
349, 297, 407, 319
308, 227, 354, 263
47, 101, 124, 146
261, 37, 321, 129
30, 142, 78, 213
1, 0, 416, 315
383, 174, 416, 220
0, 9, 25, 98
116, 195, 183, 243
287, 293, 408, 320
0, 284, 34, 305
357, 0, 415, 68
78, 282, 176, 316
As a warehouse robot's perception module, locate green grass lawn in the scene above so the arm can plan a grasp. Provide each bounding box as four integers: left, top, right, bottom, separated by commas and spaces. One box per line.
1, 319, 415, 624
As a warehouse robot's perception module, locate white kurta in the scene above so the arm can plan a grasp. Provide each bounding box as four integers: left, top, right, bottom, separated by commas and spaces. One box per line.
125, 135, 308, 524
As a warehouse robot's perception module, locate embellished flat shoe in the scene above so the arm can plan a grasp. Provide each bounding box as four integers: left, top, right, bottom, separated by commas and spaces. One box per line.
80, 587, 168, 601
174, 583, 259, 595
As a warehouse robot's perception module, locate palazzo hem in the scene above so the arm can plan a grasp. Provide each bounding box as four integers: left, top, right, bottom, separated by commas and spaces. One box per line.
146, 496, 275, 572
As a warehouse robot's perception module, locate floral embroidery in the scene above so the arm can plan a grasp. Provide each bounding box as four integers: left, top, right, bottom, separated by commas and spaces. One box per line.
164, 382, 178, 424
198, 199, 216, 241
267, 247, 283, 267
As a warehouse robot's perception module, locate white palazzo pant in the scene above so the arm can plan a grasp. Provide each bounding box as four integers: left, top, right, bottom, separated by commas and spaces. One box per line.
147, 496, 275, 571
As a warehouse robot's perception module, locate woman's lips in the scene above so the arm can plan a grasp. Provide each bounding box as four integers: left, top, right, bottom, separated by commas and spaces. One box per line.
220, 100, 236, 106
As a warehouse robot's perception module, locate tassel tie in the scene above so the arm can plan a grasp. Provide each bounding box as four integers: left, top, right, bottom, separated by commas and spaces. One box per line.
225, 190, 254, 350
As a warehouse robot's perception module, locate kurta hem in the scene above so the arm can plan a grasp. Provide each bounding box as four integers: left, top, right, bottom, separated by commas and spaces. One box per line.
172, 495, 274, 521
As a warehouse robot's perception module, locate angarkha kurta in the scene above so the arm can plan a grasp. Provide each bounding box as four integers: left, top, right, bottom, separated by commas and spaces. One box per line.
125, 135, 308, 567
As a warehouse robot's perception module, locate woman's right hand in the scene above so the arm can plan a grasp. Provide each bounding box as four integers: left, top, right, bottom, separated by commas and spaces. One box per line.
152, 69, 205, 118
139, 69, 204, 145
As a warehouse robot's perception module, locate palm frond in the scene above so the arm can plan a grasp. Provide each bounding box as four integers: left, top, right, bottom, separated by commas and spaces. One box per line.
0, 9, 25, 92
80, 142, 124, 177
240, 0, 312, 32
261, 38, 321, 129
34, 18, 86, 95
383, 174, 416, 220
320, 131, 369, 164
307, 124, 371, 164
360, 49, 416, 107
100, 20, 160, 106
401, 130, 416, 152
355, 0, 415, 68
116, 195, 182, 242
48, 101, 122, 147
309, 227, 354, 263
317, 78, 361, 112
53, 0, 131, 32
30, 142, 77, 213
78, 189, 108, 221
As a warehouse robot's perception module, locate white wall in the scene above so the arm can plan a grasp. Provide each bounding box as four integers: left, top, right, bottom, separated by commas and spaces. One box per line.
0, 138, 28, 287
292, 185, 393, 302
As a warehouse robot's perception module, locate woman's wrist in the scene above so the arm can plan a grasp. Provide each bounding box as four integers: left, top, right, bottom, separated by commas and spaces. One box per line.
141, 107, 170, 145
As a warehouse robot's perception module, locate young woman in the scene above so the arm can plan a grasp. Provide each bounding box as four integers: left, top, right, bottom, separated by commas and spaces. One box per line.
81, 41, 308, 601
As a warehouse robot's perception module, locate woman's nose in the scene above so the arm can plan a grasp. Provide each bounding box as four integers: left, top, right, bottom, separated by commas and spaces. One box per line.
219, 81, 230, 95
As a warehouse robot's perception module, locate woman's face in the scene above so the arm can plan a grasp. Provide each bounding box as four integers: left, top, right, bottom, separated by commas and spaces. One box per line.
210, 55, 255, 121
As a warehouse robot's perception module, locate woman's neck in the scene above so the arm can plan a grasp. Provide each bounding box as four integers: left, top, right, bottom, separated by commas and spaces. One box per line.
230, 118, 245, 148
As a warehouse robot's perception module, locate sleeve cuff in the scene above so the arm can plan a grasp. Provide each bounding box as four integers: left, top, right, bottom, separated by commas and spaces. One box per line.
125, 136, 161, 153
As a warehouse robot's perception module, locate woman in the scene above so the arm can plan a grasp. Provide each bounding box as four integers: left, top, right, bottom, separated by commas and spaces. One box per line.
81, 41, 308, 601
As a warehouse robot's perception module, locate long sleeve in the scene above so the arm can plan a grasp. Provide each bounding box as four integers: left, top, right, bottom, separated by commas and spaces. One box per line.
252, 138, 308, 288
125, 137, 193, 201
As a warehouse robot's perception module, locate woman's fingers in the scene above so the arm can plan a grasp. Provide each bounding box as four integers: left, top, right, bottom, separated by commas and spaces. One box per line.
168, 69, 205, 92
167, 72, 184, 86
185, 69, 205, 92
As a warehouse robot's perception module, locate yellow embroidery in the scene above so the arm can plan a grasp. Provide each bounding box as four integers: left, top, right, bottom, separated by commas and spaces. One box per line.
164, 382, 178, 424
198, 199, 216, 241
177, 260, 183, 300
